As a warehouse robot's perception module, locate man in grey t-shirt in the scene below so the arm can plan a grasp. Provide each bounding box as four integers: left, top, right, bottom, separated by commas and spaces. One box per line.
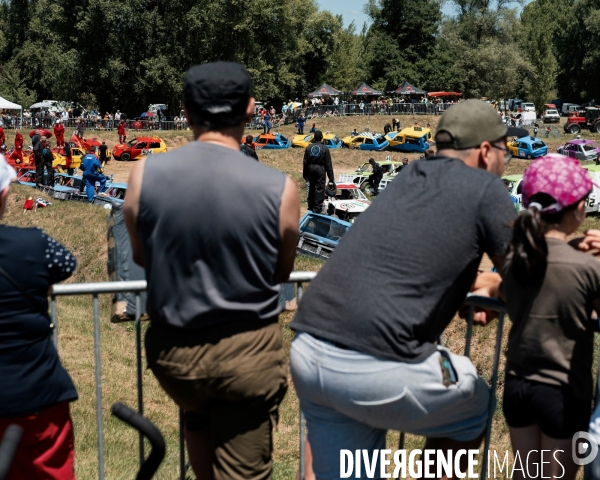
290, 101, 528, 477
124, 62, 299, 480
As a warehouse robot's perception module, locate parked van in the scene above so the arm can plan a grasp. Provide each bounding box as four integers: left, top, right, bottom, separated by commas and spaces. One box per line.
562, 103, 581, 116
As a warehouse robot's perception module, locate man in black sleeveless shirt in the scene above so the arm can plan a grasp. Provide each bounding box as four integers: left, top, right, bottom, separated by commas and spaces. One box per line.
124, 62, 299, 480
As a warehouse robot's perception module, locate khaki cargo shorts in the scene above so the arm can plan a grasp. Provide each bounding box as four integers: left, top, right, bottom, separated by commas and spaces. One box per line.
145, 318, 288, 480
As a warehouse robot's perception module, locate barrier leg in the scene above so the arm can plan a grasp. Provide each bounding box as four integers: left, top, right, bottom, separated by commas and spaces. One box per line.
93, 294, 105, 480
465, 305, 474, 358
297, 282, 306, 480
135, 293, 144, 467
179, 409, 186, 480
479, 311, 505, 480
398, 432, 405, 450
51, 295, 58, 348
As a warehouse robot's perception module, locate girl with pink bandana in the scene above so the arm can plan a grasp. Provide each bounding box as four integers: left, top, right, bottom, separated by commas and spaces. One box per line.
502, 154, 600, 480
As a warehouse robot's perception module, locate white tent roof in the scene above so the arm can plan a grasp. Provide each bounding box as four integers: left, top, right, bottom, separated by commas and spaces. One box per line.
30, 100, 54, 109
0, 95, 21, 110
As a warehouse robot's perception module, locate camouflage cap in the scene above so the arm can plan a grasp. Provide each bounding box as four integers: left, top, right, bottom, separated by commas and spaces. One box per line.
435, 99, 527, 150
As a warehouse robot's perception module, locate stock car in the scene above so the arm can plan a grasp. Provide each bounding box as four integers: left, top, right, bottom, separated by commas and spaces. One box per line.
556, 139, 600, 162
338, 160, 404, 193
507, 136, 548, 159
296, 212, 352, 260
51, 145, 86, 171
83, 138, 112, 159
323, 182, 371, 222
292, 132, 343, 149
385, 126, 431, 153
112, 137, 167, 161
503, 165, 600, 214
252, 133, 291, 149
341, 132, 389, 151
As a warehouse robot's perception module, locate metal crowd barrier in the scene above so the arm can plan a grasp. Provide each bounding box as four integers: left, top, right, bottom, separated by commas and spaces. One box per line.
49, 272, 316, 480
50, 272, 507, 480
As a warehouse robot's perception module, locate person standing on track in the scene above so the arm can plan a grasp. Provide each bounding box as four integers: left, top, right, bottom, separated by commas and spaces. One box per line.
53, 119, 65, 147
303, 130, 335, 213
118, 120, 126, 143
297, 113, 306, 134
367, 157, 383, 195
79, 145, 106, 202
98, 141, 109, 167
13, 130, 24, 164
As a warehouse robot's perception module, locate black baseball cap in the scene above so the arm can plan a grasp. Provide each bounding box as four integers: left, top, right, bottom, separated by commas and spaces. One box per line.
435, 100, 528, 150
183, 62, 251, 124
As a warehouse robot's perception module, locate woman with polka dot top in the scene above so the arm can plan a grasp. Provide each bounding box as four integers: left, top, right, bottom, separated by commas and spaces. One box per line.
0, 155, 78, 479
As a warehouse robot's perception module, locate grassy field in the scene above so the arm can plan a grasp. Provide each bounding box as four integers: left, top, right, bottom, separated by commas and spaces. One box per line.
5, 113, 600, 479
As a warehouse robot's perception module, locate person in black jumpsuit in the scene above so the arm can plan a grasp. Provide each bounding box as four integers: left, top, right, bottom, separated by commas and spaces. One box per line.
303, 130, 335, 213
368, 158, 383, 195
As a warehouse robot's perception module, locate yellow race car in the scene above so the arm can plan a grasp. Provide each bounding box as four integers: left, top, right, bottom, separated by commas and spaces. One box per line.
385, 126, 432, 153
292, 132, 343, 149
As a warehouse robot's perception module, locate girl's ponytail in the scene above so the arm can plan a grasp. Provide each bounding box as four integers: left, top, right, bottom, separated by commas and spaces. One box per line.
510, 205, 548, 283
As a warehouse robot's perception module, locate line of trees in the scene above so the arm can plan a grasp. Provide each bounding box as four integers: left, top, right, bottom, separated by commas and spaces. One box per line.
0, 0, 595, 116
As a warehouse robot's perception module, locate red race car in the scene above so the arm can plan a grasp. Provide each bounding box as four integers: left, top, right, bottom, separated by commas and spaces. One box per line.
112, 137, 167, 161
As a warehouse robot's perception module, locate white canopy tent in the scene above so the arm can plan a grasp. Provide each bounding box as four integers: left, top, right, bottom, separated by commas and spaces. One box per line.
0, 95, 22, 127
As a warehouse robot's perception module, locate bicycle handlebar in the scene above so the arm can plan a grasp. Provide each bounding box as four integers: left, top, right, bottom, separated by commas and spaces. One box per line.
111, 403, 166, 480
0, 425, 23, 480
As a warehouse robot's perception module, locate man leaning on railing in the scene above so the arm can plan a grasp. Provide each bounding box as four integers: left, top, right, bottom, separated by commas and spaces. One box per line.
123, 61, 300, 480
289, 101, 531, 479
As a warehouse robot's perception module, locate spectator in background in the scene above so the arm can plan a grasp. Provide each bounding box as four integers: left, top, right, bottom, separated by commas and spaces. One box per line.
0, 155, 78, 479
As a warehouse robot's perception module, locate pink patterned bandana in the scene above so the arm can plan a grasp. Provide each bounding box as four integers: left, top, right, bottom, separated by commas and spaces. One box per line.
521, 154, 593, 214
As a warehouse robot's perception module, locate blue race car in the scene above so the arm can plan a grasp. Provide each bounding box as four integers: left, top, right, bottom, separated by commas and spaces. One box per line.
341, 132, 389, 151
384, 126, 431, 153
252, 133, 291, 149
508, 136, 548, 159
297, 212, 352, 260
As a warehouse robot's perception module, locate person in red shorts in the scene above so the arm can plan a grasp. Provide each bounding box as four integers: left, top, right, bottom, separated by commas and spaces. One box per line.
118, 120, 126, 143
53, 119, 65, 147
0, 154, 78, 479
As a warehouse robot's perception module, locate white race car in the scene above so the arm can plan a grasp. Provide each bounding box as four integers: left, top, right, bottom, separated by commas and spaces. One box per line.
324, 182, 371, 222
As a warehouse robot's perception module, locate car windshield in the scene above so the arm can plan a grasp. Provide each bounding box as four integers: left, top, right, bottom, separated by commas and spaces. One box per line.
333, 136, 341, 143
127, 139, 138, 147
583, 143, 599, 152
358, 163, 371, 173
532, 142, 546, 150
546, 110, 558, 115
375, 137, 386, 144
304, 135, 312, 142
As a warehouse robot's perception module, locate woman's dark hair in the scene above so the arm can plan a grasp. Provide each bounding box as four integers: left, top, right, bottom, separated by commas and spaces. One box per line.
510, 192, 578, 283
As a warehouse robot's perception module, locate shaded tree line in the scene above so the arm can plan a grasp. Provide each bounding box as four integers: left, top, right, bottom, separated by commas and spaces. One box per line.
0, 0, 594, 115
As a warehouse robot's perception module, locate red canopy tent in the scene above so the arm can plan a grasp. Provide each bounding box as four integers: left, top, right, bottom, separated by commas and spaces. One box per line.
308, 83, 342, 98
393, 81, 427, 95
427, 92, 462, 98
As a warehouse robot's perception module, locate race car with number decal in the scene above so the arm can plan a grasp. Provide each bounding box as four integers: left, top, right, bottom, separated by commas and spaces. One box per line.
292, 132, 343, 149
385, 126, 431, 153
338, 160, 404, 193
341, 132, 389, 151
112, 136, 167, 161
504, 166, 600, 214
252, 133, 291, 149
323, 182, 371, 222
507, 136, 548, 159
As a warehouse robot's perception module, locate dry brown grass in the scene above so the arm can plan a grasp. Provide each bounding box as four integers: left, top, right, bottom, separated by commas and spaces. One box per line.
4, 113, 599, 478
